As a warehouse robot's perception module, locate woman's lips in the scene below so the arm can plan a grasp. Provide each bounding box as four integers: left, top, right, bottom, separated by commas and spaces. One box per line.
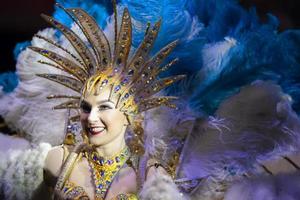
88, 127, 105, 135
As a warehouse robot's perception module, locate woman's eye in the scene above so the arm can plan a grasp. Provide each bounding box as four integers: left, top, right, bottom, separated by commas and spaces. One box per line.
98, 105, 112, 110
80, 103, 91, 113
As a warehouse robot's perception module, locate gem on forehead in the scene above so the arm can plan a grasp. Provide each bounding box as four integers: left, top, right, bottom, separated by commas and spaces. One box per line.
114, 85, 121, 92
101, 79, 108, 86
41, 50, 49, 54
100, 159, 104, 165
128, 69, 134, 76
124, 93, 129, 99
93, 155, 98, 161
100, 170, 105, 176
121, 78, 128, 85
107, 159, 114, 165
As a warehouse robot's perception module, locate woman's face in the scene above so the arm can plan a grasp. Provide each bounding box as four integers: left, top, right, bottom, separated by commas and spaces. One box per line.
80, 87, 128, 146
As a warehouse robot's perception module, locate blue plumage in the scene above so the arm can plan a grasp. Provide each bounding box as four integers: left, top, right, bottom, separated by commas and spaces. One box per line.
0, 72, 18, 93
5, 0, 300, 116
54, 0, 111, 28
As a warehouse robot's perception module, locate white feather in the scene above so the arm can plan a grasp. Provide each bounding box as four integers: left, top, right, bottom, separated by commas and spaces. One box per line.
140, 172, 187, 200
0, 28, 80, 145
0, 143, 52, 200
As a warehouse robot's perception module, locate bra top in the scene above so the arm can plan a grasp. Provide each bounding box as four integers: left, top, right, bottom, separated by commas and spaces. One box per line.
62, 180, 138, 200
56, 145, 139, 200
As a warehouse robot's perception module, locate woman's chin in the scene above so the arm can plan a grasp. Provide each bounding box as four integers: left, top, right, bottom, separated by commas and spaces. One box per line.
87, 130, 107, 145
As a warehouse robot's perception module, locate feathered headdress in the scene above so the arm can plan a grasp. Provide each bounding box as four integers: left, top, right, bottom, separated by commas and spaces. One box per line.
28, 3, 185, 154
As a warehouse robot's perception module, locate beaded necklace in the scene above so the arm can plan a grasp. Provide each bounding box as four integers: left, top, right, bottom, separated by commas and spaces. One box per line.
84, 146, 130, 200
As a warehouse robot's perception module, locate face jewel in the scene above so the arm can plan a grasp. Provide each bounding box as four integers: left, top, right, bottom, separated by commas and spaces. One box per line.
124, 93, 129, 99
142, 72, 148, 78
93, 155, 98, 161
120, 78, 128, 86
100, 159, 104, 165
100, 170, 105, 176
114, 85, 121, 92
128, 69, 134, 76
107, 159, 114, 165
41, 50, 49, 54
101, 79, 108, 86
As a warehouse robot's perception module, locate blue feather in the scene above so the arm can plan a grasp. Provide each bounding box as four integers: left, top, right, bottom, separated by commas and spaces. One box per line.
13, 41, 31, 60
0, 72, 18, 93
53, 0, 111, 29
7, 0, 300, 116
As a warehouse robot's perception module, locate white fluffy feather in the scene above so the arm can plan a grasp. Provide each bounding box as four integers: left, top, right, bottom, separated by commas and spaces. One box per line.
140, 172, 187, 200
0, 143, 51, 200
0, 28, 80, 145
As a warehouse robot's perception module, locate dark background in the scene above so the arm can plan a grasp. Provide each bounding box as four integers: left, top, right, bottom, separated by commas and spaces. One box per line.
0, 0, 299, 73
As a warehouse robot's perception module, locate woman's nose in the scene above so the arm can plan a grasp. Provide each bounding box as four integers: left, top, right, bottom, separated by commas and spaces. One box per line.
87, 108, 99, 123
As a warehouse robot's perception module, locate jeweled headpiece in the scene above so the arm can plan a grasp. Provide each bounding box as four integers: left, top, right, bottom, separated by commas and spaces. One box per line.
28, 3, 184, 153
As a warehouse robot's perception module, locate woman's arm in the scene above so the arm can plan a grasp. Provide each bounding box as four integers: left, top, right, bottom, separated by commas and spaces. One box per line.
43, 146, 66, 188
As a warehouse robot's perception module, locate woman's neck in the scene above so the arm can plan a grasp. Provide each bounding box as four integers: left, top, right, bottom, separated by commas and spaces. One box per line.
94, 133, 126, 158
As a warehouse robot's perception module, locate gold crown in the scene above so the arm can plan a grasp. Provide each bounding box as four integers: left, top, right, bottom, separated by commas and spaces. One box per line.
29, 4, 185, 124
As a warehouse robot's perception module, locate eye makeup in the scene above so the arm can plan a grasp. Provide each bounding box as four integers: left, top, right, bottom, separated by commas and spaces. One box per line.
98, 104, 113, 111
80, 100, 91, 113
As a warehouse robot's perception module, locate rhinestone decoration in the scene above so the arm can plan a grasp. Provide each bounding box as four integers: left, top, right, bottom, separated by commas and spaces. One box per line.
84, 146, 130, 199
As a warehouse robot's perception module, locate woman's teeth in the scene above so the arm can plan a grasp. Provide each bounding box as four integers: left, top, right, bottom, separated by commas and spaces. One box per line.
89, 127, 105, 134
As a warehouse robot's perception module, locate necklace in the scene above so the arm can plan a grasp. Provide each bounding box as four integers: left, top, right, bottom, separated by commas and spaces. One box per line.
84, 146, 130, 200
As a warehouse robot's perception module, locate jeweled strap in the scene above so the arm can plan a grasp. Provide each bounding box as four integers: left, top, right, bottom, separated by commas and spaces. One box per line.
112, 193, 138, 200
62, 180, 90, 200
54, 144, 86, 195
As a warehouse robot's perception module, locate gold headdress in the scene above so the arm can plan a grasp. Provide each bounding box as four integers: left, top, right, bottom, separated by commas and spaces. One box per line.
29, 4, 185, 153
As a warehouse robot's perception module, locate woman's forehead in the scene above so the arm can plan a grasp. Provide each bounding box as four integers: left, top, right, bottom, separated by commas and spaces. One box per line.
82, 87, 114, 105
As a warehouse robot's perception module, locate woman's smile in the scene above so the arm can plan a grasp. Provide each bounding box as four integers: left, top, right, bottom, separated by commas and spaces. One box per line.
88, 126, 106, 135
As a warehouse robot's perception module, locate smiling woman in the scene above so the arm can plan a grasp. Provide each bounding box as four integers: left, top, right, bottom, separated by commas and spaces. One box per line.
2, 0, 300, 200
80, 87, 129, 148
38, 2, 184, 199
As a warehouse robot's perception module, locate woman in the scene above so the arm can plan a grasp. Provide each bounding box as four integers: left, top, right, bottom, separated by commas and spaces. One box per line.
2, 1, 300, 200
36, 3, 183, 200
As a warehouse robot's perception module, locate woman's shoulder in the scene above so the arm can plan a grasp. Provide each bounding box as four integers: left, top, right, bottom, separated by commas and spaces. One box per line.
44, 145, 70, 177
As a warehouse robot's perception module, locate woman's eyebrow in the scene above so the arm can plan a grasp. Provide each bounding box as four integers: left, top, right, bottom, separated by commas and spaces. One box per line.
80, 100, 91, 106
96, 99, 115, 104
